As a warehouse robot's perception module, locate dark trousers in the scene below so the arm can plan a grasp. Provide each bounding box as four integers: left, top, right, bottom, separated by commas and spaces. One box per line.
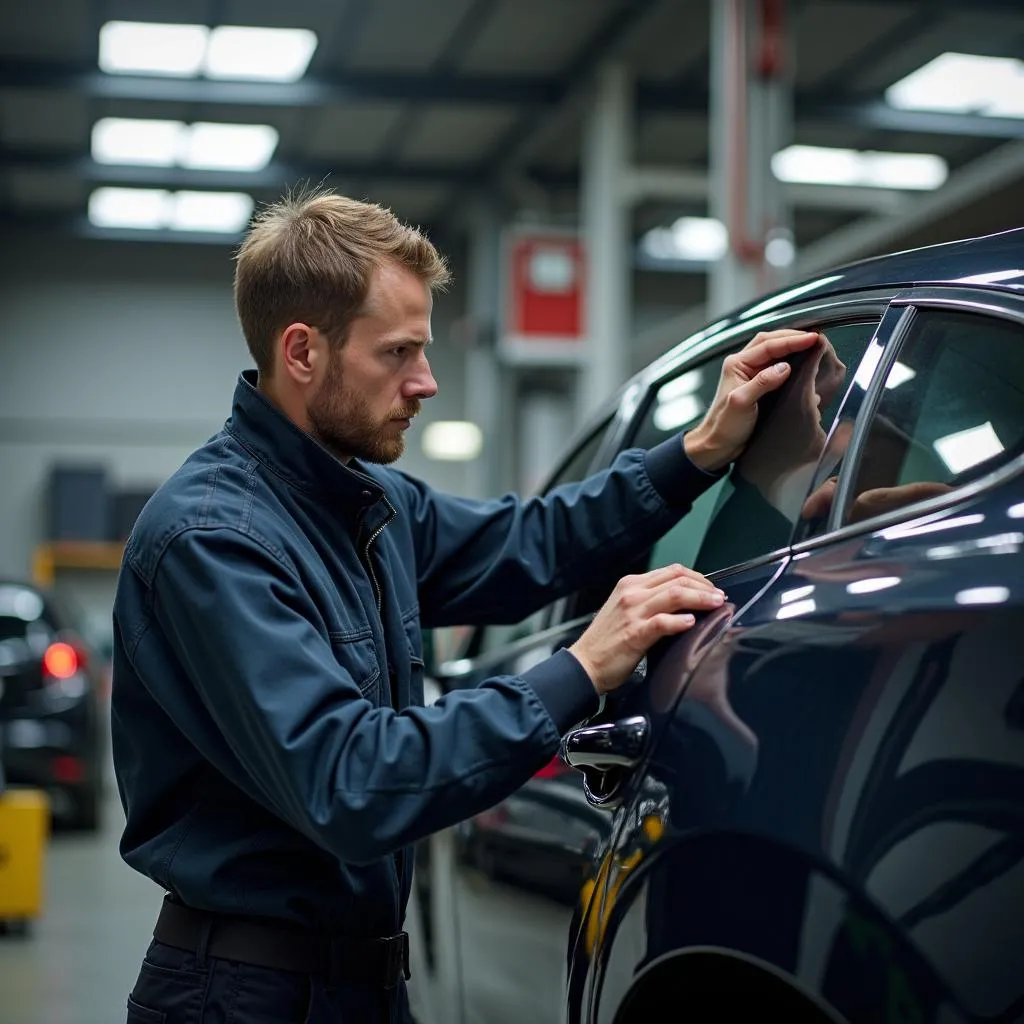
126, 938, 413, 1023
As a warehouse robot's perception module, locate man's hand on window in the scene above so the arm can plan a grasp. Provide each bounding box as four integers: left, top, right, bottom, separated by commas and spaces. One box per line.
684, 328, 821, 472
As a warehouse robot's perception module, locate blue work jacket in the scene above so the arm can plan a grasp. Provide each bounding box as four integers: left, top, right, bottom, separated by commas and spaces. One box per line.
110, 370, 716, 938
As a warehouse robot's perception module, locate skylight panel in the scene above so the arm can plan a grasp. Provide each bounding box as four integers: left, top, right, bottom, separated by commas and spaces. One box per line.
772, 145, 947, 190
87, 188, 254, 233
203, 26, 318, 82
886, 52, 1024, 119
91, 118, 185, 166
181, 123, 279, 171
99, 22, 208, 76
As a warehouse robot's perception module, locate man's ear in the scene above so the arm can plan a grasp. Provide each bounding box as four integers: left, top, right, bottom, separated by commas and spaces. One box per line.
280, 323, 325, 386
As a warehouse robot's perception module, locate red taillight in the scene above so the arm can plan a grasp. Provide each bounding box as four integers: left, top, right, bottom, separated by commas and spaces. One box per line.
43, 642, 79, 680
52, 755, 85, 783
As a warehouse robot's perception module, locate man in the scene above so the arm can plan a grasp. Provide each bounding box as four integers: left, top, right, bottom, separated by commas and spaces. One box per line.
111, 188, 820, 1024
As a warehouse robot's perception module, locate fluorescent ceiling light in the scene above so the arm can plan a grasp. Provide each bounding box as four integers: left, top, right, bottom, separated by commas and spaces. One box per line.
777, 598, 816, 620
422, 421, 483, 461
182, 123, 279, 171
169, 191, 254, 232
886, 53, 1024, 119
853, 340, 885, 390
204, 26, 318, 82
653, 394, 704, 432
884, 361, 916, 389
91, 117, 185, 166
641, 217, 728, 263
99, 21, 208, 76
97, 21, 318, 83
772, 145, 947, 190
780, 585, 815, 604
933, 421, 1004, 474
88, 187, 171, 229
88, 187, 253, 233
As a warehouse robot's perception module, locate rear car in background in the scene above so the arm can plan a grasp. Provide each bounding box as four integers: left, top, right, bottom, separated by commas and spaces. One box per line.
0, 581, 105, 830
410, 227, 1024, 1024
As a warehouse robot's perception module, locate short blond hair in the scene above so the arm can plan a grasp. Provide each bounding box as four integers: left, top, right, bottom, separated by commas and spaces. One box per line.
234, 187, 451, 373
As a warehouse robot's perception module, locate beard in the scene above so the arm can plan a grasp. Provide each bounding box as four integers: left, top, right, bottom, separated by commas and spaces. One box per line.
308, 353, 420, 465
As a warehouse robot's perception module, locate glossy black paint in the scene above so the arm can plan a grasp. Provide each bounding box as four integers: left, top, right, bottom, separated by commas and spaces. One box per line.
413, 229, 1024, 1024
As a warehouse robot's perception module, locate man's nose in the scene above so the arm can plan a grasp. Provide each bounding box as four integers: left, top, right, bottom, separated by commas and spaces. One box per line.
404, 352, 438, 400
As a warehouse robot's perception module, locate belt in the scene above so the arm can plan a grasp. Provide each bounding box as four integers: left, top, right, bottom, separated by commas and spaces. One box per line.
153, 896, 410, 990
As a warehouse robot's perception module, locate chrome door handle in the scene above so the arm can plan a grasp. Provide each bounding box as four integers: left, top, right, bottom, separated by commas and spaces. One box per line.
561, 715, 649, 771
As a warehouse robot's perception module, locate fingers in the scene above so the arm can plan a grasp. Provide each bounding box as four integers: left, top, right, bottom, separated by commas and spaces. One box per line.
723, 359, 793, 410
801, 476, 837, 520
624, 562, 719, 593
735, 329, 819, 375
642, 577, 726, 618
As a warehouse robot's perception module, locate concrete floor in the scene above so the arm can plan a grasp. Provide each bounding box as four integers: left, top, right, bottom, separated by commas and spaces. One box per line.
0, 781, 165, 1024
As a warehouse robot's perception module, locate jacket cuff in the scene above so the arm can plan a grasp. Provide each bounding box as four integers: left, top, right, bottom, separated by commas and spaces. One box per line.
521, 648, 600, 734
644, 432, 726, 508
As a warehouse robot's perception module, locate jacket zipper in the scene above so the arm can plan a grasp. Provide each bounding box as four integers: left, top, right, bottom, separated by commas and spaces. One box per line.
363, 497, 396, 615
362, 496, 405, 915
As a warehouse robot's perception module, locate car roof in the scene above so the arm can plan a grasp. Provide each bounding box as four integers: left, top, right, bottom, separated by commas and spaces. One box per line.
730, 226, 1024, 322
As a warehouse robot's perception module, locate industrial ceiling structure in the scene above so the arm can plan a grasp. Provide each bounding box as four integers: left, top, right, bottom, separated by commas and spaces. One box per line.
1, 0, 1022, 280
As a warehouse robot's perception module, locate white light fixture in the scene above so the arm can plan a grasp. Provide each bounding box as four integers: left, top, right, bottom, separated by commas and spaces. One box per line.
169, 191, 254, 232
772, 145, 947, 190
854, 341, 885, 390
653, 394, 705, 432
90, 119, 279, 171
884, 361, 916, 389
933, 422, 1004, 474
422, 421, 483, 461
641, 217, 728, 263
88, 187, 171, 229
1009, 502, 1024, 519
91, 117, 185, 166
99, 21, 208, 76
780, 585, 815, 604
886, 53, 1024, 119
204, 26, 318, 82
846, 576, 901, 595
88, 187, 253, 233
97, 21, 318, 83
182, 123, 279, 171
955, 586, 1011, 606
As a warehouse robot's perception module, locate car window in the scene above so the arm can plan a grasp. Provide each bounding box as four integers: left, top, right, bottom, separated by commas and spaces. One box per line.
467, 417, 614, 660
641, 321, 879, 576
839, 309, 1024, 526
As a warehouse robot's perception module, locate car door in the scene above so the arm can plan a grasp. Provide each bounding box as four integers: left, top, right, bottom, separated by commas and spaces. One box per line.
433, 299, 889, 1024
577, 290, 1024, 1024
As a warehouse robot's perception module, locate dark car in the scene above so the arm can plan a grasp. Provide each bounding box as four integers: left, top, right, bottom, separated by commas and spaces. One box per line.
408, 227, 1024, 1024
0, 580, 105, 829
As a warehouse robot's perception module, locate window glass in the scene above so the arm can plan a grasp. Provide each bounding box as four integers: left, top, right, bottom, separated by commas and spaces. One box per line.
840, 310, 1024, 525
642, 322, 879, 575
469, 418, 612, 660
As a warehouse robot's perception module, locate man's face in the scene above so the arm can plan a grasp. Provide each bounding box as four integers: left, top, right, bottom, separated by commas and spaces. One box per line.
308, 261, 437, 464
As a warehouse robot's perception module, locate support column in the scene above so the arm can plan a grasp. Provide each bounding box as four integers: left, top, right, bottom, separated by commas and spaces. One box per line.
709, 0, 794, 318
464, 199, 505, 498
579, 61, 633, 422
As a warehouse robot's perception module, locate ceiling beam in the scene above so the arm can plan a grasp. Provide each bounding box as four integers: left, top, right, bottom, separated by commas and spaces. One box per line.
2, 57, 1023, 140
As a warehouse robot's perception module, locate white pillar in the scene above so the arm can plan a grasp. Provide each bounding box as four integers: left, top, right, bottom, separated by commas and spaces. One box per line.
708, 0, 794, 318
464, 200, 504, 498
579, 61, 633, 422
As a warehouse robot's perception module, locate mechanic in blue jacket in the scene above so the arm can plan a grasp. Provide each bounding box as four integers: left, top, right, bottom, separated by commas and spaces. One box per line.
111, 188, 820, 1024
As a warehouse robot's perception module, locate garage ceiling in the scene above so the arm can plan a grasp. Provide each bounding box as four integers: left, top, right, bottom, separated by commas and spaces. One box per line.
1, 0, 1022, 261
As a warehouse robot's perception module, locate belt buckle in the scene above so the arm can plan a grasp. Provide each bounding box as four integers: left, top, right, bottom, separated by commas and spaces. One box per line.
379, 932, 410, 989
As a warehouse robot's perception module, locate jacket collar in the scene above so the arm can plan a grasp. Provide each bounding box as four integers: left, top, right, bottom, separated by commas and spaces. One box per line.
224, 370, 386, 507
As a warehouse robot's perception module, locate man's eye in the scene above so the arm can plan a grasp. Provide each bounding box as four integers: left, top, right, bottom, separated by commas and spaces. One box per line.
389, 347, 406, 358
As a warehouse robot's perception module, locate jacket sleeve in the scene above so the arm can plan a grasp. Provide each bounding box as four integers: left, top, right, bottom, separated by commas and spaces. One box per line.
393, 433, 723, 627
150, 526, 599, 865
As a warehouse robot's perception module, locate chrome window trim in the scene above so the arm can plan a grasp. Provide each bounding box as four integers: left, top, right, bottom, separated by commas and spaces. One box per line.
793, 290, 1024, 557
